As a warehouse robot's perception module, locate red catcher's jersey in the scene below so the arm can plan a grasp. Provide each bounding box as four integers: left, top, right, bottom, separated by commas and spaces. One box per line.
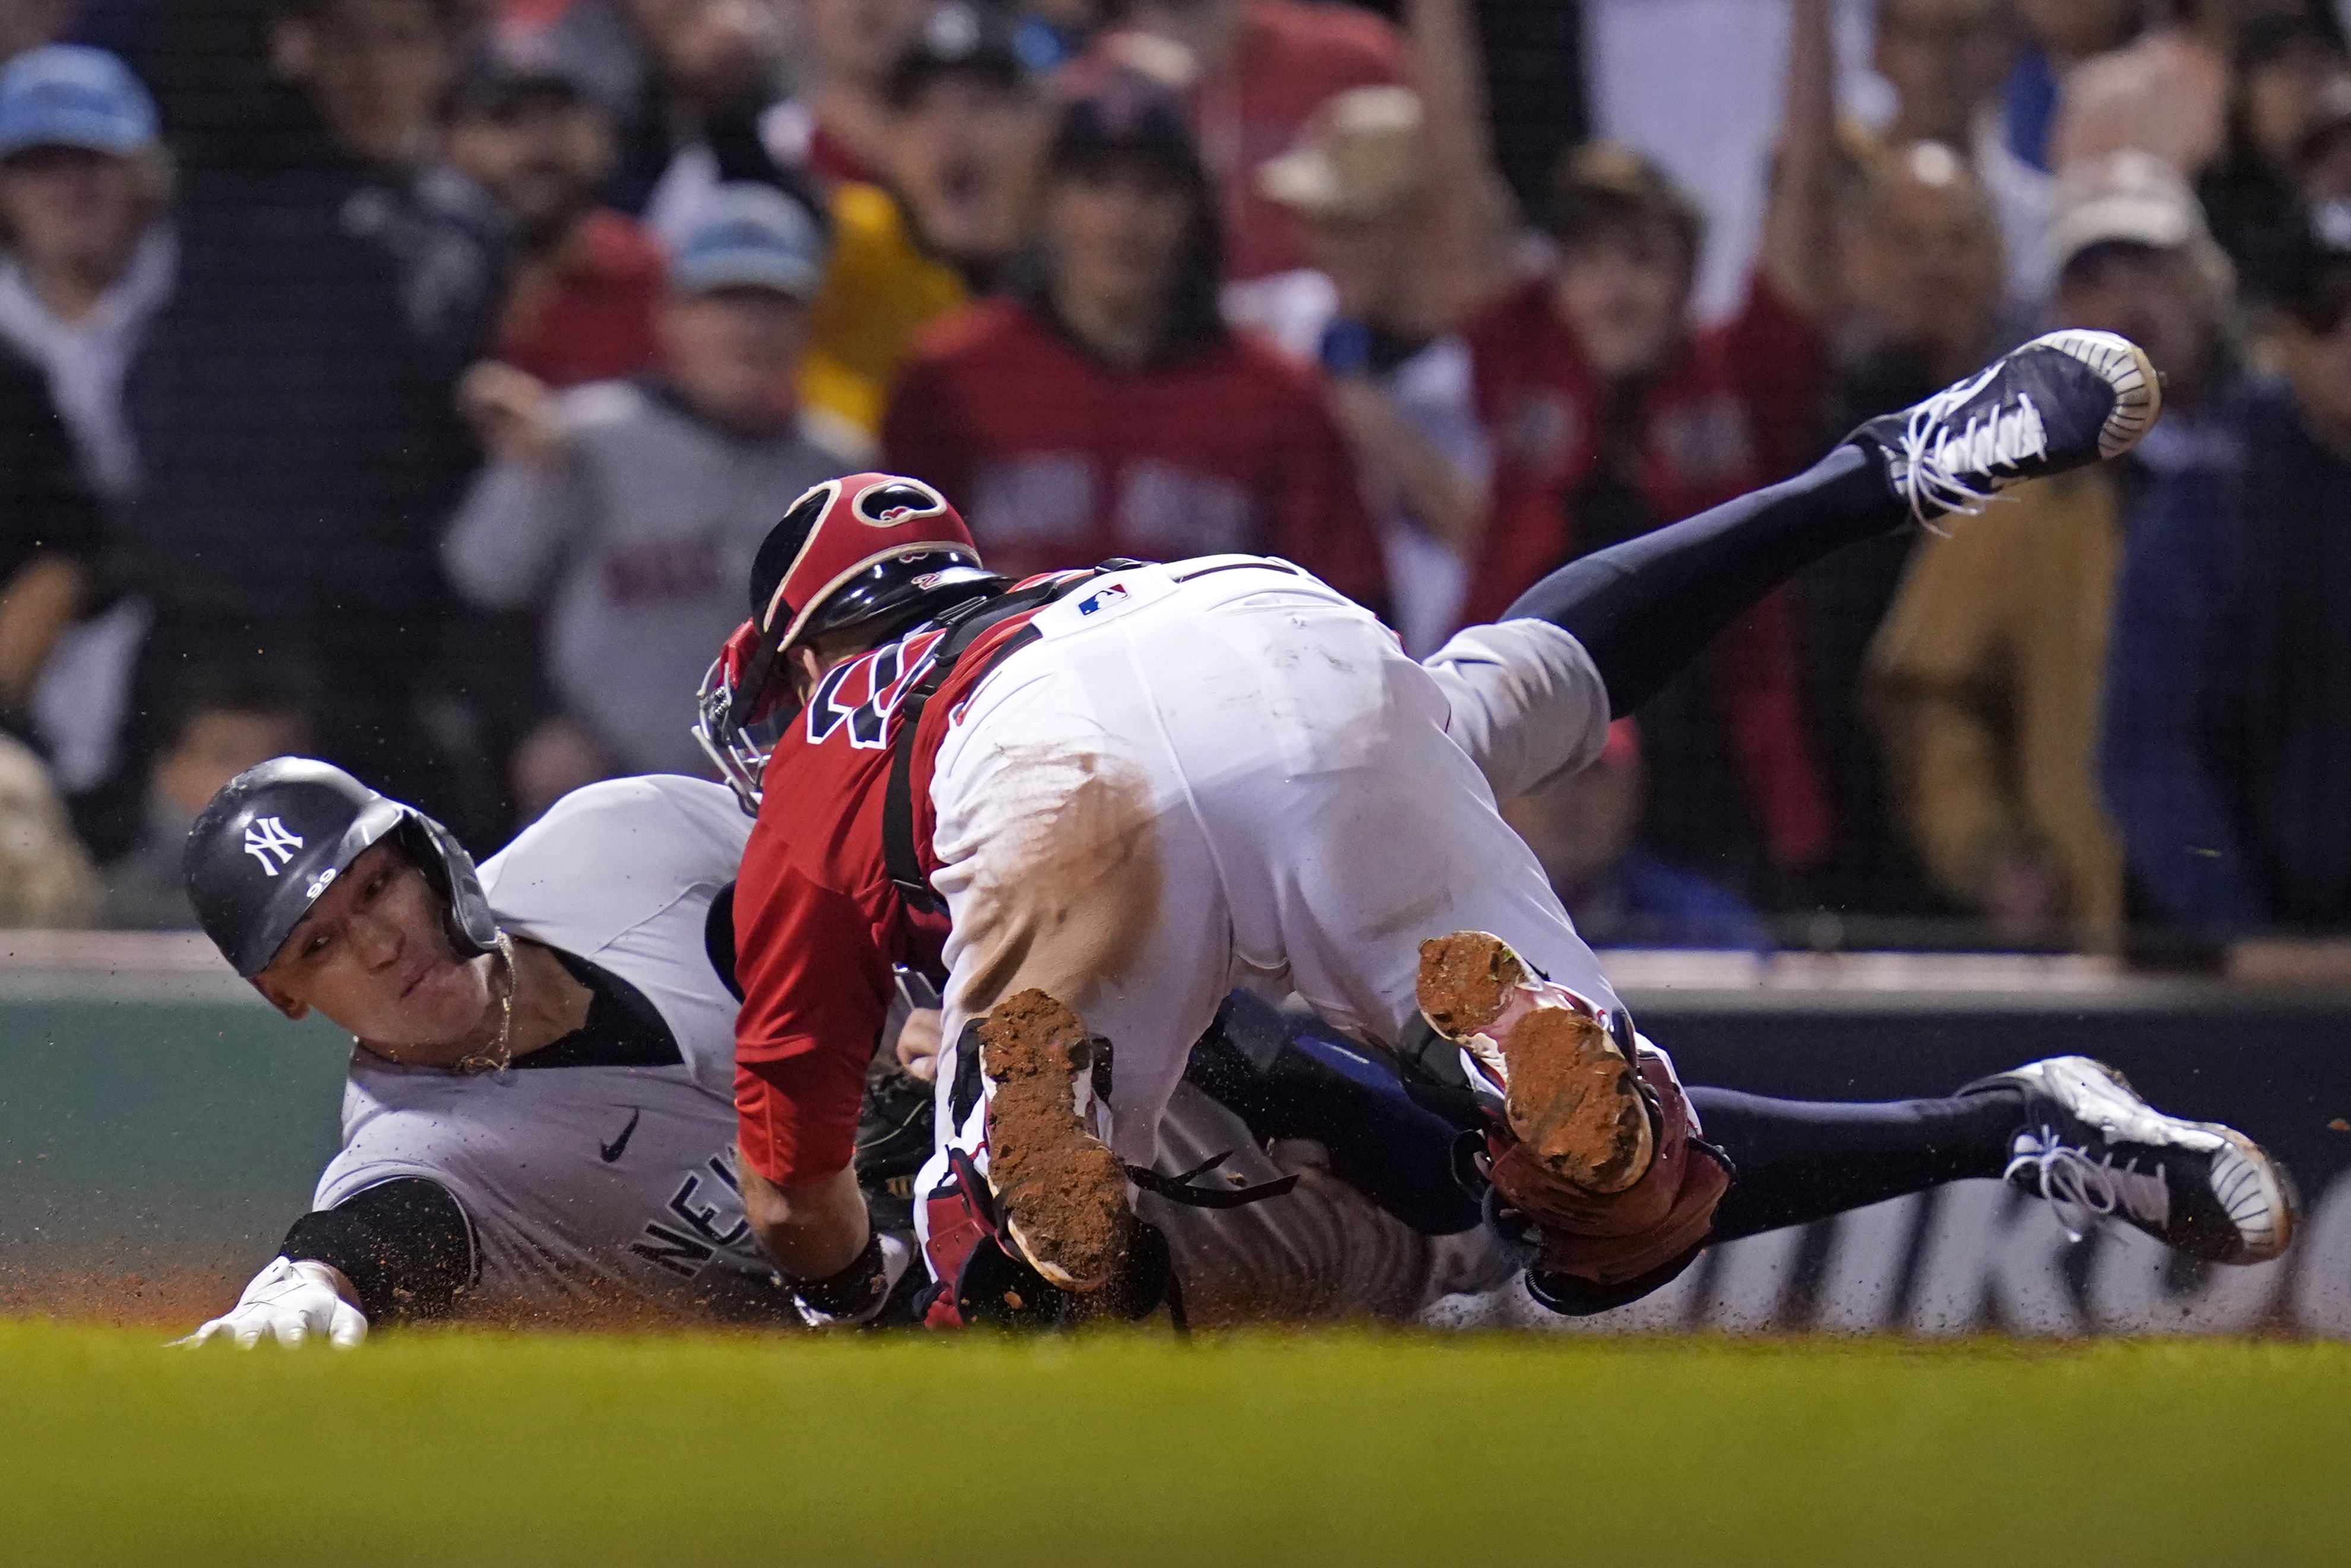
731, 580, 1086, 1187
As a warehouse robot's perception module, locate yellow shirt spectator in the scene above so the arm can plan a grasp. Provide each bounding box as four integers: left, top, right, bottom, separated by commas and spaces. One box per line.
1863, 469, 2126, 950
799, 182, 971, 456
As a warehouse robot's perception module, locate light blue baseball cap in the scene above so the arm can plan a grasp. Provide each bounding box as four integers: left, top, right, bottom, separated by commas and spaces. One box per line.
669, 184, 828, 301
0, 45, 159, 161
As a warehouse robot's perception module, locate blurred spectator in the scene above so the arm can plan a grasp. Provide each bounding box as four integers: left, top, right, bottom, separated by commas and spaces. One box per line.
2035, 153, 2240, 416
873, 5, 1042, 284
1875, 151, 2235, 948
2048, 0, 2332, 178
2198, 11, 2347, 306
1094, 0, 1408, 282
275, 0, 457, 167
1871, 0, 2054, 312
1255, 84, 1485, 653
761, 0, 928, 186
99, 665, 313, 929
523, 0, 789, 227
0, 2, 75, 63
2297, 71, 2351, 205
2100, 194, 2351, 937
1250, 0, 1523, 653
0, 729, 99, 926
1829, 144, 2012, 428
443, 37, 663, 387
1012, 0, 1105, 71
0, 46, 144, 747
445, 184, 846, 792
1500, 719, 1771, 952
118, 0, 498, 852
881, 71, 1387, 602
801, 1, 1047, 450
1228, 0, 1517, 347
0, 43, 171, 504
2052, 0, 2223, 175
2001, 0, 2144, 175
0, 44, 171, 818
1456, 0, 1846, 897
1794, 140, 2011, 919
0, 340, 97, 731
266, 0, 505, 365
1875, 0, 2019, 154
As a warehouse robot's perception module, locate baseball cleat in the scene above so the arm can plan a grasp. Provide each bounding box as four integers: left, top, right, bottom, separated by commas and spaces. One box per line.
977, 989, 1130, 1292
1963, 1056, 2296, 1266
1416, 932, 1651, 1194
1854, 328, 2160, 526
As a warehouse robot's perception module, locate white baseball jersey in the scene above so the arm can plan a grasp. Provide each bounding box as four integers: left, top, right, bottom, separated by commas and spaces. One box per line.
315, 771, 1526, 1324
312, 775, 781, 1319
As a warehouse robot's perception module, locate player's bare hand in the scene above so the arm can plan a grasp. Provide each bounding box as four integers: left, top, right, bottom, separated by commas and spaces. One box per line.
175, 1256, 368, 1349
457, 359, 564, 468
895, 1007, 943, 1081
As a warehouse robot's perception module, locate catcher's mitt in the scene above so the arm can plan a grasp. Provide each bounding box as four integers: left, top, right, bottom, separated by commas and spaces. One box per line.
856, 1049, 936, 1234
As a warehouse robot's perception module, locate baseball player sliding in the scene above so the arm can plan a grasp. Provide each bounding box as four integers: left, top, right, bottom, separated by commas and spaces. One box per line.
173, 761, 1528, 1343
175, 770, 812, 1341
711, 329, 2296, 1325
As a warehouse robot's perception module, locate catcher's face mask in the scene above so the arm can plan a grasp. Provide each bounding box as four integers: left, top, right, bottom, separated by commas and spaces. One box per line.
694, 474, 1000, 813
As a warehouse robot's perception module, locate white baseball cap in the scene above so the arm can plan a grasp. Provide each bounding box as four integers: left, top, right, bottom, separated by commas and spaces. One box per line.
2046, 150, 2211, 273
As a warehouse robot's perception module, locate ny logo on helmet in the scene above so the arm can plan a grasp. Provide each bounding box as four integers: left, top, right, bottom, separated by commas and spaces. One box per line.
244, 816, 305, 876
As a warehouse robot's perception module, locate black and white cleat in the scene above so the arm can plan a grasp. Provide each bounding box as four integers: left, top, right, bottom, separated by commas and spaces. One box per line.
1853, 328, 2160, 526
1963, 1055, 2295, 1266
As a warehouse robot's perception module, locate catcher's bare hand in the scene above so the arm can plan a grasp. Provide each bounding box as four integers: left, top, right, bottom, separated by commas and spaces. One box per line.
895, 1007, 943, 1081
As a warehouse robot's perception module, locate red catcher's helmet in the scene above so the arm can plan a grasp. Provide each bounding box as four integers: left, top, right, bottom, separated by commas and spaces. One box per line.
693, 474, 1002, 811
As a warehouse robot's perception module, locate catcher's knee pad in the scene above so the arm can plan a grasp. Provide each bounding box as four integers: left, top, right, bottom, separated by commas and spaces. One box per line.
1491, 1054, 1732, 1295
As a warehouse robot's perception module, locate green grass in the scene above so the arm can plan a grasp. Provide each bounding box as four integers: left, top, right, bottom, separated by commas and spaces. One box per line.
5, 1321, 2348, 1566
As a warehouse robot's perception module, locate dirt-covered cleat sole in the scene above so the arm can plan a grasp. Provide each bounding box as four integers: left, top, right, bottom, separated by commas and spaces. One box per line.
1852, 328, 2160, 525
1962, 1055, 2297, 1266
978, 989, 1130, 1292
1415, 932, 1652, 1194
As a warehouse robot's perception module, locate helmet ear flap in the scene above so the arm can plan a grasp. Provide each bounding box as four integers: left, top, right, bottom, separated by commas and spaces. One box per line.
393, 813, 500, 960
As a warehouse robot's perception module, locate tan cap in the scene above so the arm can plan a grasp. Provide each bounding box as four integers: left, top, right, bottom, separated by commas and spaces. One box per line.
2046, 149, 2213, 272
1257, 84, 1423, 220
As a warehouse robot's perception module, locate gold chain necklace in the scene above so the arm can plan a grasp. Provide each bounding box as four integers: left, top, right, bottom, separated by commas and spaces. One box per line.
454, 934, 519, 1076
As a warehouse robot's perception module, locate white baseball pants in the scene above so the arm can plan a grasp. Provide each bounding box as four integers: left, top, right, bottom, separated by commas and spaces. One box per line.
922, 555, 1620, 1179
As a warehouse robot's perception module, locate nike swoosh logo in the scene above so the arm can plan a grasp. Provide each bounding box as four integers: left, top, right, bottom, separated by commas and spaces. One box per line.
599, 1108, 642, 1164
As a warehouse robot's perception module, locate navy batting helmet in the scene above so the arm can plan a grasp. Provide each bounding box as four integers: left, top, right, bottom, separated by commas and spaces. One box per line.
183, 758, 500, 978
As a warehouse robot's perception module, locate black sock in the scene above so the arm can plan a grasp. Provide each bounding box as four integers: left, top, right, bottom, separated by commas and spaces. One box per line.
1503, 442, 1903, 715
1693, 1084, 2024, 1244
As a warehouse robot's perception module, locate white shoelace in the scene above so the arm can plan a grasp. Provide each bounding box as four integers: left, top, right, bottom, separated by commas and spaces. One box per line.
1894, 375, 2050, 529
2004, 1126, 2170, 1244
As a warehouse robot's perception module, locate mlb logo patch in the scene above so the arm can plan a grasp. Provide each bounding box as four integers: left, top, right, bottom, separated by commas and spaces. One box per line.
1030, 565, 1176, 641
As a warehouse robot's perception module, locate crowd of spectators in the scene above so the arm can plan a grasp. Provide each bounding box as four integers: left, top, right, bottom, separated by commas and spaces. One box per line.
5, 0, 2351, 965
